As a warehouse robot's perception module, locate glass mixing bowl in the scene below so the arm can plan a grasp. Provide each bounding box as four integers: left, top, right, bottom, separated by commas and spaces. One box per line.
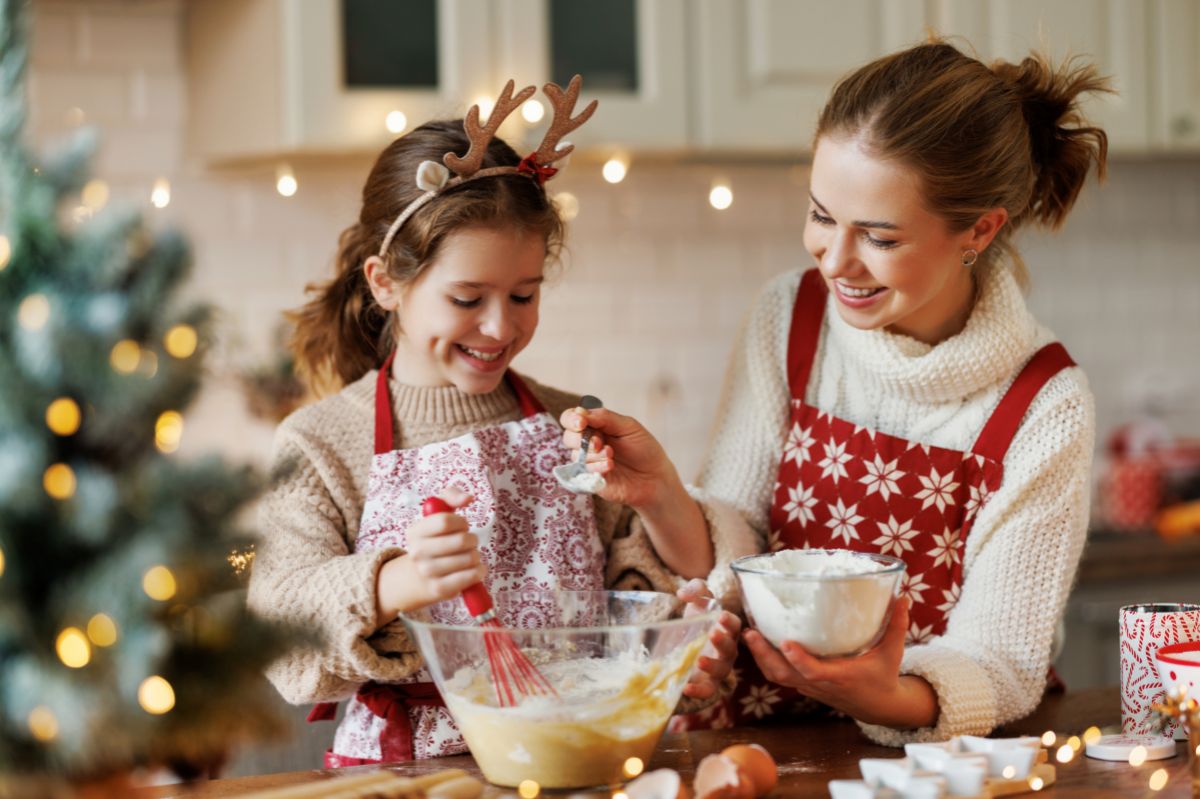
401, 590, 719, 789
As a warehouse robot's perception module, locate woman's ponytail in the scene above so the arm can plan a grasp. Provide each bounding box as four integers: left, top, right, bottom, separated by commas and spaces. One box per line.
992, 54, 1112, 230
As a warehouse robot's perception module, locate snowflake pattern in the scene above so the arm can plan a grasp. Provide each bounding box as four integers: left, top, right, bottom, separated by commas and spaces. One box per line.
914, 466, 960, 513
964, 482, 992, 520
908, 621, 936, 644
817, 439, 852, 483
872, 514, 918, 557
901, 570, 932, 606
860, 454, 904, 501
781, 481, 818, 526
825, 498, 864, 545
783, 423, 816, 466
929, 526, 963, 570
936, 584, 961, 615
739, 684, 783, 719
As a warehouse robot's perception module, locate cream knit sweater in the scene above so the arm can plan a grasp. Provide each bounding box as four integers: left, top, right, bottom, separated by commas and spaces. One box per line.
696, 265, 1095, 746
248, 373, 756, 707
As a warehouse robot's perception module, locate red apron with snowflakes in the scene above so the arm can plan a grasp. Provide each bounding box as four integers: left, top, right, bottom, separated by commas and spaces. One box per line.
313, 354, 605, 764
674, 268, 1075, 729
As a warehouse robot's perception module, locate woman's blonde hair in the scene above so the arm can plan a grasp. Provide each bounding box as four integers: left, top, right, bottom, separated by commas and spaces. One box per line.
816, 39, 1112, 285
288, 120, 564, 394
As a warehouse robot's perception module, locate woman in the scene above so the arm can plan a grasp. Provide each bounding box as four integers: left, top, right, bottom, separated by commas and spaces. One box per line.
563, 40, 1108, 743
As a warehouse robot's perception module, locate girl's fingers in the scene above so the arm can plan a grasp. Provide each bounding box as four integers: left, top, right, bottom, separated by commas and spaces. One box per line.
743, 629, 798, 685
411, 531, 478, 557
415, 551, 481, 579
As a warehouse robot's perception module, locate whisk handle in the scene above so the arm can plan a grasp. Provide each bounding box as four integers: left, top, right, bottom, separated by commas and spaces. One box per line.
420, 497, 495, 620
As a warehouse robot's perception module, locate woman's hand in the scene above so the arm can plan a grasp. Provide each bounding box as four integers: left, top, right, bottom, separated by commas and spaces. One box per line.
559, 405, 679, 511
677, 579, 742, 700
742, 596, 939, 729
375, 487, 486, 625
560, 404, 715, 578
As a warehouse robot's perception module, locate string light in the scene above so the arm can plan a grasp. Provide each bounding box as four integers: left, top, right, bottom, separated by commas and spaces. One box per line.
46, 397, 81, 436
473, 96, 495, 124
1028, 775, 1044, 791
622, 757, 644, 778
143, 565, 177, 601
1040, 730, 1056, 746
17, 293, 50, 330
521, 99, 545, 123
385, 110, 407, 134
1055, 743, 1074, 763
709, 183, 733, 210
227, 547, 256, 577
553, 191, 580, 221
139, 348, 159, 378
0, 234, 10, 271
1067, 735, 1082, 751
71, 205, 93, 225
81, 179, 109, 210
1148, 767, 1168, 791
28, 707, 59, 742
110, 339, 141, 373
155, 410, 183, 453
517, 780, 539, 799
151, 178, 171, 209
276, 164, 297, 197
0, 546, 5, 578
87, 614, 118, 647
55, 627, 91, 668
1128, 744, 1148, 766
602, 157, 627, 184
43, 464, 76, 500
164, 324, 198, 358
1001, 765, 1015, 779
1082, 726, 1101, 745
138, 675, 175, 714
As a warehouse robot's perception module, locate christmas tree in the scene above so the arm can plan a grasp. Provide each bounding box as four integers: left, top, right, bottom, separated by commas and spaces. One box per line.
0, 0, 293, 787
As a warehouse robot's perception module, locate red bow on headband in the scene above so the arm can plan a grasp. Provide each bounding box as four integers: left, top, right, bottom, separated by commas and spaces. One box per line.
517, 153, 559, 185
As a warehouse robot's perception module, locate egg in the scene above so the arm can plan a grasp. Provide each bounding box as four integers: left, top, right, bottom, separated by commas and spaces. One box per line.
720, 744, 778, 796
693, 753, 755, 799
625, 768, 690, 799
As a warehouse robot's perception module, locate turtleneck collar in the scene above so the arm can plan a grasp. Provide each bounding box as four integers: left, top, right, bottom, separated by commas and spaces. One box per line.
824, 265, 1038, 404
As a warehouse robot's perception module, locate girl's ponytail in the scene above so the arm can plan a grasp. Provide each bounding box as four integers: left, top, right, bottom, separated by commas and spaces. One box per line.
992, 53, 1112, 230
288, 223, 390, 395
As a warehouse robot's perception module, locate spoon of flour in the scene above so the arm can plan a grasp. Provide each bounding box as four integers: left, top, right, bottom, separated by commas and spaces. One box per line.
554, 395, 606, 494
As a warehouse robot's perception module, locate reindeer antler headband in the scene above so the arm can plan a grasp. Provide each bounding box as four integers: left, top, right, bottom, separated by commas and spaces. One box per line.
377, 75, 598, 257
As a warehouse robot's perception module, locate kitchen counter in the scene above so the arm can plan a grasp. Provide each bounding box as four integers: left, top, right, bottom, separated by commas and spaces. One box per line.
138, 686, 1198, 798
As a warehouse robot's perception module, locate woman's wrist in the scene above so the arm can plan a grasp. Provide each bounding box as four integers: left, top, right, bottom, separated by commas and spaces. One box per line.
856, 675, 940, 730
632, 475, 715, 578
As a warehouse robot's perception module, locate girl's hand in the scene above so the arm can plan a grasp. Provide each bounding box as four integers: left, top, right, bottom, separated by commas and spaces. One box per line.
559, 405, 679, 511
375, 487, 486, 624
677, 579, 742, 700
742, 596, 938, 728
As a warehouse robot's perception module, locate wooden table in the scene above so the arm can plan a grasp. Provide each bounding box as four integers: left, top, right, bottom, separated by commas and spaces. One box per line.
141, 687, 1197, 798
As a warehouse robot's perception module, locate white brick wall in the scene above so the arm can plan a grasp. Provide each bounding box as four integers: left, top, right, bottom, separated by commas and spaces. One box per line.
20, 0, 1200, 774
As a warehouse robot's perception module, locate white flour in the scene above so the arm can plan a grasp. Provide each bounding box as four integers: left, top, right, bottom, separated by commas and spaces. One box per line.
564, 470, 606, 493
736, 550, 902, 657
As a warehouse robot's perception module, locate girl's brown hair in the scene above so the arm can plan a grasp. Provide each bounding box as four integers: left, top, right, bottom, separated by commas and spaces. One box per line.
289, 120, 564, 393
815, 39, 1112, 285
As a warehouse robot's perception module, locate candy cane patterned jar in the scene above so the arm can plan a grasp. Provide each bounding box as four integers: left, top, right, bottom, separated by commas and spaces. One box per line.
1119, 603, 1200, 738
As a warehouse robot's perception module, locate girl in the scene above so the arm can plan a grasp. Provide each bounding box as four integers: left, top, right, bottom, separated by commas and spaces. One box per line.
565, 41, 1107, 744
247, 78, 745, 766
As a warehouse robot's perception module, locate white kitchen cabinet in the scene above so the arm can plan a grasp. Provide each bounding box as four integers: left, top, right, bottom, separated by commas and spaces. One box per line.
186, 0, 497, 163
1152, 0, 1200, 151
494, 0, 689, 152
929, 0, 1152, 153
692, 0, 928, 152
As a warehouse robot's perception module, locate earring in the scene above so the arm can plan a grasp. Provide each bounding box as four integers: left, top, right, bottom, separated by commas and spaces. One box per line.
961, 248, 979, 267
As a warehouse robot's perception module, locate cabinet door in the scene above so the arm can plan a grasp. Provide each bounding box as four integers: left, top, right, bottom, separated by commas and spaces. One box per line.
930, 0, 1151, 153
493, 0, 689, 150
693, 0, 926, 152
1153, 0, 1200, 151
288, 0, 495, 153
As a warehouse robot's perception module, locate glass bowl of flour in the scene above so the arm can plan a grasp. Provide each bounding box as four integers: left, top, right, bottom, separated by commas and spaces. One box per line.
731, 549, 905, 657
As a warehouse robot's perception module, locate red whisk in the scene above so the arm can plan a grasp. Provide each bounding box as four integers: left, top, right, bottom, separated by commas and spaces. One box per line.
421, 497, 558, 707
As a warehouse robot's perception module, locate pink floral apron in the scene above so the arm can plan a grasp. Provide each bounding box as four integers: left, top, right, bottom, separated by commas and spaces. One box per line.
675, 268, 1075, 729
312, 355, 605, 764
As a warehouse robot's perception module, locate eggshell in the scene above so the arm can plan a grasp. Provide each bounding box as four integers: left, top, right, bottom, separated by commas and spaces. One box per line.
720, 744, 778, 795
625, 769, 690, 799
694, 754, 755, 799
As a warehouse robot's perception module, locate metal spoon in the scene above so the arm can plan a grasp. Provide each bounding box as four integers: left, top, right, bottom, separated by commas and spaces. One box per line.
553, 395, 605, 494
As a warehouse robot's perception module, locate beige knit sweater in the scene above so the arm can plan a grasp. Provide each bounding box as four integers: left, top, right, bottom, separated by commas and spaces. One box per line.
248, 372, 756, 707
697, 264, 1095, 746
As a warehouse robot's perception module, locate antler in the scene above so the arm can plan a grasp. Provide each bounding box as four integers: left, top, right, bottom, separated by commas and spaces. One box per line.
444, 80, 537, 178
535, 75, 598, 166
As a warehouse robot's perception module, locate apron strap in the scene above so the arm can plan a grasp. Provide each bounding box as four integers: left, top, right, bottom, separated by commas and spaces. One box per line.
504, 370, 546, 418
375, 351, 398, 456
356, 681, 446, 763
786, 269, 829, 400
971, 342, 1076, 463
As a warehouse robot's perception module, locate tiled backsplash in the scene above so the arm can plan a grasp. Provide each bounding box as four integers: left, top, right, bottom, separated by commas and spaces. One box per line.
26, 0, 1200, 483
